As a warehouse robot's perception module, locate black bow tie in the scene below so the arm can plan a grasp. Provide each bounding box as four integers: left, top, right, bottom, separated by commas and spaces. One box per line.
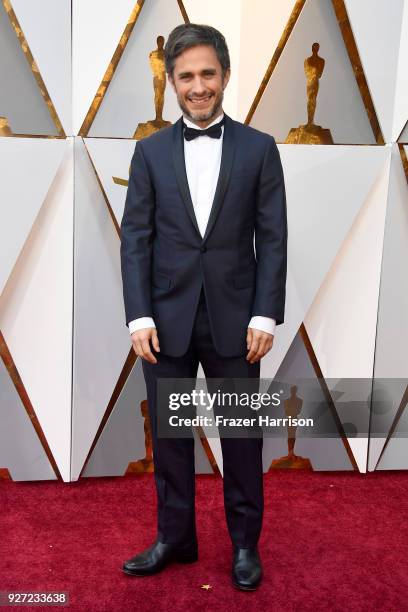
183, 116, 225, 141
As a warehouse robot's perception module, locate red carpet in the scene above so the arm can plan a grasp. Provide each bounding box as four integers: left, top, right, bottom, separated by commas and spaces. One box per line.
1, 470, 407, 611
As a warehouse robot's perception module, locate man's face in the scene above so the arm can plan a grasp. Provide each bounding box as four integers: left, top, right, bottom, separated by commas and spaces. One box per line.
169, 44, 230, 127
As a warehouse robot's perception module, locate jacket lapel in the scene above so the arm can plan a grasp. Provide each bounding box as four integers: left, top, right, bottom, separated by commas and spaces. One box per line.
172, 116, 201, 238
172, 113, 236, 244
202, 114, 235, 243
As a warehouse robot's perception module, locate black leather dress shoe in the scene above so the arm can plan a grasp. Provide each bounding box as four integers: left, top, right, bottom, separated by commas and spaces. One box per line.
122, 539, 198, 576
231, 546, 262, 590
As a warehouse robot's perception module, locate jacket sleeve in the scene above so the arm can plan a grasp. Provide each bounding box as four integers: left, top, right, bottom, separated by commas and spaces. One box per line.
252, 136, 288, 325
120, 141, 155, 327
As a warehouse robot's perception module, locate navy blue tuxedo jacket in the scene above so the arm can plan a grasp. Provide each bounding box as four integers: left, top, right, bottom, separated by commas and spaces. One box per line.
120, 114, 288, 357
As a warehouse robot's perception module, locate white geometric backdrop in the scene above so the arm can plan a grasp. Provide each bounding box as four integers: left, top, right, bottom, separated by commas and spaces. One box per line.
0, 0, 407, 481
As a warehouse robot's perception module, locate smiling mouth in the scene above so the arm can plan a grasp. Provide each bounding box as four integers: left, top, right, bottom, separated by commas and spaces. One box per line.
188, 95, 213, 105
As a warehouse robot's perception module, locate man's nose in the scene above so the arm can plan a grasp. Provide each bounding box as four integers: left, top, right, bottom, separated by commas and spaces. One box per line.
190, 76, 207, 95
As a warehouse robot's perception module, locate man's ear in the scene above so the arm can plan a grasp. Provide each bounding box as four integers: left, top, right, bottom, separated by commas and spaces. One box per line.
222, 68, 231, 91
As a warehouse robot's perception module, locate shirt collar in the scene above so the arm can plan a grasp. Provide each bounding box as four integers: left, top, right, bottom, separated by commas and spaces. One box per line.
182, 112, 225, 131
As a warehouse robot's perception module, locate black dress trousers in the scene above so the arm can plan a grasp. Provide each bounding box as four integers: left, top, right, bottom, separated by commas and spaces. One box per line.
142, 286, 263, 548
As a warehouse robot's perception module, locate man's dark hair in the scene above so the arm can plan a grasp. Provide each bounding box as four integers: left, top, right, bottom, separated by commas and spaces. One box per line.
164, 23, 230, 77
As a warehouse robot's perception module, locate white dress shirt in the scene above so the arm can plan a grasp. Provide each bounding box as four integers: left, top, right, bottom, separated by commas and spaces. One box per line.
128, 113, 276, 337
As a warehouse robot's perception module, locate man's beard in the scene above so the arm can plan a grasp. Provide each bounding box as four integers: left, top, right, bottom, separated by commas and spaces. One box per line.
177, 89, 224, 124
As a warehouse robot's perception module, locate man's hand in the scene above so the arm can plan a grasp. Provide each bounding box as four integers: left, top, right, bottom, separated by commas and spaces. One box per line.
131, 327, 160, 364
246, 328, 274, 363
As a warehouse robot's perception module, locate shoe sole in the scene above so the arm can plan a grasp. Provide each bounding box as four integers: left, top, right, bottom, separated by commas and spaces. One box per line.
121, 554, 198, 576
232, 579, 260, 591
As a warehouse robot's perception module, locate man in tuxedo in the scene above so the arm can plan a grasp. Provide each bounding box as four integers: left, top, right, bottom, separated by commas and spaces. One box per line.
120, 23, 287, 591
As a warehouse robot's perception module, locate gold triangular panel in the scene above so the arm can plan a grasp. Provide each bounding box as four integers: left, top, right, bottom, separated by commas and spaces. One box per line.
0, 0, 64, 136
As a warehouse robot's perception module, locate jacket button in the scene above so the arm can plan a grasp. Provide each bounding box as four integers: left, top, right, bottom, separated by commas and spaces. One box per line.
200, 246, 207, 253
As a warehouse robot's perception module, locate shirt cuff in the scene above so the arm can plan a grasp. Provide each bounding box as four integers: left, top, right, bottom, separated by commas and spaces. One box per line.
248, 316, 276, 335
128, 317, 156, 335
